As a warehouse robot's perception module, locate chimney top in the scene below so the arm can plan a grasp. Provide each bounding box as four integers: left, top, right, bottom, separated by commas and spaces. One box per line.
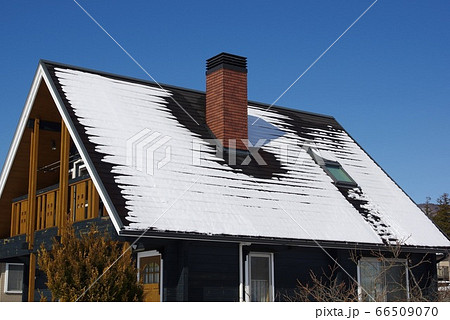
206, 52, 247, 75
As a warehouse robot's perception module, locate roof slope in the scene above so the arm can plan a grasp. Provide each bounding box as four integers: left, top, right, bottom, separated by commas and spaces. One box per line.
43, 61, 449, 248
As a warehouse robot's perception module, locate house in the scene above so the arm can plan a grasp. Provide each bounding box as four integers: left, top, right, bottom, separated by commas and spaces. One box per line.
437, 257, 450, 293
0, 53, 448, 302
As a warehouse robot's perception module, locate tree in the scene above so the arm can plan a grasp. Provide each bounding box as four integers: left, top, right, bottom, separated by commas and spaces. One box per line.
38, 223, 143, 301
424, 196, 432, 217
285, 264, 358, 302
433, 193, 450, 238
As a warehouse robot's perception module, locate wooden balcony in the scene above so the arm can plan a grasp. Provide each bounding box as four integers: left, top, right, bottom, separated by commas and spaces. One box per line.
10, 177, 106, 237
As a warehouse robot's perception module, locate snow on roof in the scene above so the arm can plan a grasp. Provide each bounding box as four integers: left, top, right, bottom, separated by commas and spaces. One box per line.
50, 65, 449, 248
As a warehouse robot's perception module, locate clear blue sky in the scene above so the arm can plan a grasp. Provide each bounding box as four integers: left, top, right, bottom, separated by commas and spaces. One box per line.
0, 0, 448, 204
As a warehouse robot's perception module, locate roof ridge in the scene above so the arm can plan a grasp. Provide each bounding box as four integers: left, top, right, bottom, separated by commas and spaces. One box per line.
40, 59, 336, 120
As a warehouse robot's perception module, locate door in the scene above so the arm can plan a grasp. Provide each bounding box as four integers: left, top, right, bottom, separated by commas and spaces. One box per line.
138, 252, 162, 302
246, 253, 274, 302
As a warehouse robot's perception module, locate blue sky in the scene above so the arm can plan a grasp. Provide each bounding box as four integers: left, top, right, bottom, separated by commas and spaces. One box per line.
0, 0, 448, 203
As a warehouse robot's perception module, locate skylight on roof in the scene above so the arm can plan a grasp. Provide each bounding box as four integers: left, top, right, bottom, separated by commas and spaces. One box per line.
324, 163, 356, 187
307, 147, 357, 188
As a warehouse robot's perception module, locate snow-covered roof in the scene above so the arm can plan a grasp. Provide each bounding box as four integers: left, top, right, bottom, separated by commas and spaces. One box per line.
42, 62, 449, 248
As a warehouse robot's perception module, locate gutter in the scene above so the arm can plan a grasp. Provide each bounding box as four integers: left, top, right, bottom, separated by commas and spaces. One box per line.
118, 229, 450, 254
436, 252, 449, 264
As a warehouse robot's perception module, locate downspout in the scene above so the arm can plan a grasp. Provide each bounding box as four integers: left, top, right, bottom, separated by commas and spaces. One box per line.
239, 243, 243, 302
239, 242, 251, 302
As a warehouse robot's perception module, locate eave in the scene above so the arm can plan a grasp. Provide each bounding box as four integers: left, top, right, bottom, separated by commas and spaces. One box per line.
119, 229, 450, 254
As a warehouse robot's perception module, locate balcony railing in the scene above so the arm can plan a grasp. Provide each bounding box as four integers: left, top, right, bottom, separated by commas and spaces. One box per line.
10, 177, 106, 237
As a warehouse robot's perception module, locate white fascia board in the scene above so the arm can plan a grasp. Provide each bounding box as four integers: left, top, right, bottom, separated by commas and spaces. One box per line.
0, 66, 43, 198
39, 62, 124, 233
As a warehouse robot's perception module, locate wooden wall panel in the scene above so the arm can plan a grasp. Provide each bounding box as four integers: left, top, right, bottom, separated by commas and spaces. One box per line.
0, 133, 31, 238
88, 180, 99, 219
10, 202, 20, 237
74, 181, 88, 222
45, 191, 57, 228
0, 81, 63, 238
36, 130, 60, 191
19, 200, 28, 235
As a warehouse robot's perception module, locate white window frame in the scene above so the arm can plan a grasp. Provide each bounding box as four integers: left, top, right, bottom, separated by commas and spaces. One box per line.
244, 252, 274, 302
4, 263, 24, 294
137, 250, 163, 302
357, 257, 409, 302
70, 159, 87, 179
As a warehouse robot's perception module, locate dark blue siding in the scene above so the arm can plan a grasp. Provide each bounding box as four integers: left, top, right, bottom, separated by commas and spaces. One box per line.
187, 242, 239, 301
0, 216, 439, 301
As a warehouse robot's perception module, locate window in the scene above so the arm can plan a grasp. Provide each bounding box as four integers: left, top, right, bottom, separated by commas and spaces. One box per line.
4, 263, 24, 293
437, 265, 449, 281
324, 164, 355, 185
358, 258, 409, 302
322, 161, 357, 187
70, 158, 88, 179
141, 260, 160, 284
307, 147, 357, 187
246, 253, 274, 302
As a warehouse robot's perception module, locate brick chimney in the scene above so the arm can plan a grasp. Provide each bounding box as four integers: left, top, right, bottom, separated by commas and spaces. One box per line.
206, 53, 248, 150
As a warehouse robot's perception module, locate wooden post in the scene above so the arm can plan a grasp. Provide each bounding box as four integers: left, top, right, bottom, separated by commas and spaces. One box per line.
36, 196, 42, 231
57, 121, 70, 234
10, 203, 16, 237
27, 253, 36, 302
27, 118, 39, 248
